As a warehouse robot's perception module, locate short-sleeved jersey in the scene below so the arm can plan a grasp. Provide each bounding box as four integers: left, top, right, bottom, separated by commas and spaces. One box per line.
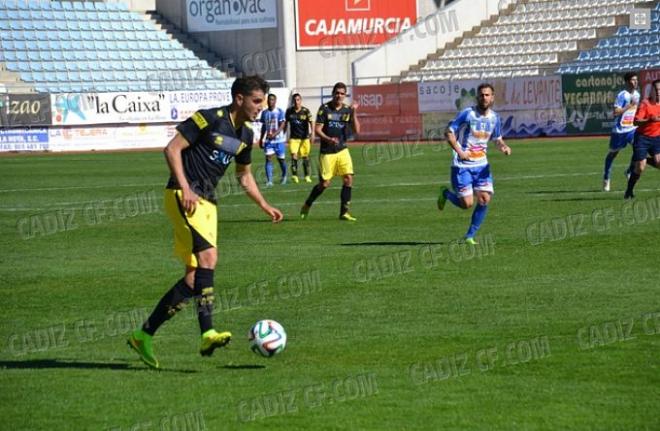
260, 107, 286, 144
447, 106, 502, 168
316, 102, 353, 154
167, 106, 254, 204
613, 89, 640, 134
285, 106, 313, 139
635, 99, 660, 137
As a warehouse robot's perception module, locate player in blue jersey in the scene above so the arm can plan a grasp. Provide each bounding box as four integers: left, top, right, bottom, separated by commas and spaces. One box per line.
603, 72, 640, 191
437, 83, 511, 244
260, 93, 288, 186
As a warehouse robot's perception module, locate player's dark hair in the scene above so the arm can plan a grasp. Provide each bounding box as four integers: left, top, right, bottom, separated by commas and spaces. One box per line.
231, 75, 269, 99
477, 83, 495, 94
624, 72, 638, 83
268, 93, 277, 99
651, 79, 660, 102
332, 82, 348, 94
291, 93, 301, 100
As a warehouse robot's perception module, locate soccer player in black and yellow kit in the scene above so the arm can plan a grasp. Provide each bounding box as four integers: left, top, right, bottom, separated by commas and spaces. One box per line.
300, 82, 360, 221
128, 75, 283, 369
285, 93, 315, 183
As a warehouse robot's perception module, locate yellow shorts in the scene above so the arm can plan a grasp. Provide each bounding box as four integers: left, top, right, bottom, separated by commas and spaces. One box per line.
289, 138, 311, 157
164, 189, 217, 268
319, 148, 353, 181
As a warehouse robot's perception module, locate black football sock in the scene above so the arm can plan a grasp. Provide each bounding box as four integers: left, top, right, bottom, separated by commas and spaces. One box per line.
303, 158, 310, 177
291, 159, 298, 176
625, 172, 640, 197
647, 157, 659, 169
142, 279, 193, 336
340, 185, 352, 216
305, 184, 325, 207
194, 267, 215, 334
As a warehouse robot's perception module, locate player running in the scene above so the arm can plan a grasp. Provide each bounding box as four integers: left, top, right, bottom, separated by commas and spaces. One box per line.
437, 83, 511, 244
285, 93, 315, 183
300, 82, 360, 221
128, 76, 283, 369
260, 93, 288, 186
624, 79, 660, 199
603, 72, 640, 191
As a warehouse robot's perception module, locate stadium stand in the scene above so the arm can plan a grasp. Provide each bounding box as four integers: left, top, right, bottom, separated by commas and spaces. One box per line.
0, 0, 229, 93
400, 0, 658, 82
559, 3, 660, 73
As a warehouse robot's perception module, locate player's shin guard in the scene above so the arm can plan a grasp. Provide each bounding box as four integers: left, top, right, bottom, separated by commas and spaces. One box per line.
278, 158, 288, 178
604, 151, 618, 180
465, 203, 489, 239
194, 268, 215, 334
302, 158, 310, 177
142, 279, 193, 335
265, 158, 273, 183
305, 184, 325, 207
291, 158, 298, 176
625, 172, 640, 198
340, 185, 352, 216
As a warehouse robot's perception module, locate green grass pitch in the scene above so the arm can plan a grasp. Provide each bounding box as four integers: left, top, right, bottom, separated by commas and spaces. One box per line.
0, 137, 658, 430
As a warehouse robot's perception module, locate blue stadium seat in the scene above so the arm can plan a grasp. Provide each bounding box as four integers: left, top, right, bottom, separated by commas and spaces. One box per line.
0, 0, 231, 93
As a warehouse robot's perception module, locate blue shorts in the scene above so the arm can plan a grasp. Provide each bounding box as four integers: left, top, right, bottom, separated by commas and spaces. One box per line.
264, 141, 286, 158
632, 134, 660, 161
609, 130, 635, 151
451, 165, 493, 198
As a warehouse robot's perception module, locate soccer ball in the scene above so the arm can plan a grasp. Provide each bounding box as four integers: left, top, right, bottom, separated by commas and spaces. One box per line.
248, 320, 287, 357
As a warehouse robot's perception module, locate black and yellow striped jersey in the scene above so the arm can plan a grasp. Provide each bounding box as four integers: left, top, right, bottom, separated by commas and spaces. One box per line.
167, 105, 254, 203
316, 102, 353, 154
285, 106, 313, 140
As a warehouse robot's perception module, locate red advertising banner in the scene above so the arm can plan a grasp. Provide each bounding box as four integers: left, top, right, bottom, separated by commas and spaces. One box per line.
358, 114, 422, 140
295, 0, 417, 50
353, 82, 421, 140
640, 68, 660, 99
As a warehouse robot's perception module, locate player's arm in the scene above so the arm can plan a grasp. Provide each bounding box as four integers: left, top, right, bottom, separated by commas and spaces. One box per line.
494, 137, 511, 155
634, 101, 652, 125
259, 112, 267, 148
275, 110, 287, 137
613, 94, 636, 116
444, 129, 469, 160
307, 110, 316, 142
235, 163, 283, 223
350, 101, 361, 136
492, 117, 511, 155
163, 133, 198, 214
315, 120, 338, 144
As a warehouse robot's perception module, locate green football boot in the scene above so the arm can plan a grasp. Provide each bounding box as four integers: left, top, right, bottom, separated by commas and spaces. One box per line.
127, 329, 160, 370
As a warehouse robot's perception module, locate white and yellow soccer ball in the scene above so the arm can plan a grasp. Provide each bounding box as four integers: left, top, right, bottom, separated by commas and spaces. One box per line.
248, 320, 287, 357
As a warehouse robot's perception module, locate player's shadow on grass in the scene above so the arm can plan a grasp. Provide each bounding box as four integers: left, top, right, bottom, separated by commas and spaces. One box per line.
0, 359, 198, 373
340, 241, 447, 246
529, 190, 624, 201
221, 364, 266, 370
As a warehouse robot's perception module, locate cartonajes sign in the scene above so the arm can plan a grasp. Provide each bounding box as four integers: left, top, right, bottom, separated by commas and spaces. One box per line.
295, 0, 417, 50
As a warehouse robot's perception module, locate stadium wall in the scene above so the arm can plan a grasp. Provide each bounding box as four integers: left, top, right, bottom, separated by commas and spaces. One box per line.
154, 0, 443, 88
352, 0, 508, 85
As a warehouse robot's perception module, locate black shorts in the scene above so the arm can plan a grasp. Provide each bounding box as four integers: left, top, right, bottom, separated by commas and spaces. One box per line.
632, 134, 660, 161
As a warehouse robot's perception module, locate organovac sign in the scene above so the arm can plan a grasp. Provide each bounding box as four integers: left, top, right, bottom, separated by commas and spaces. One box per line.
187, 0, 278, 32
